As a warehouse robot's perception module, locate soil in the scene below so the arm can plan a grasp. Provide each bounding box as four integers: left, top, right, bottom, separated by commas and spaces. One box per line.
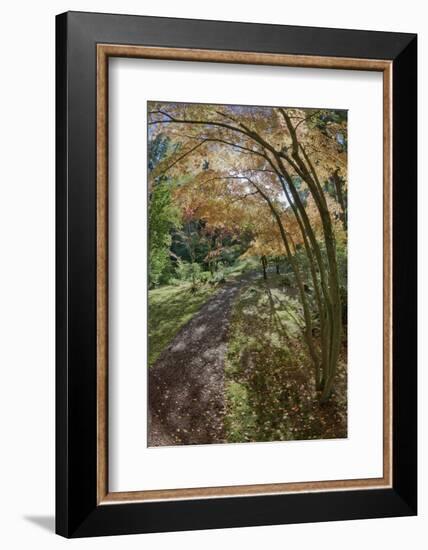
148, 272, 259, 446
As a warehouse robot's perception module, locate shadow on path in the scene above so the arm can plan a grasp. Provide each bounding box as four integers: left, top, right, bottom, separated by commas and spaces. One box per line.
148, 272, 259, 446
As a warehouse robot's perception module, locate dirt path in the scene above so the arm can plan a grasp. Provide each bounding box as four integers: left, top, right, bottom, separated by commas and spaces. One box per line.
148, 272, 259, 446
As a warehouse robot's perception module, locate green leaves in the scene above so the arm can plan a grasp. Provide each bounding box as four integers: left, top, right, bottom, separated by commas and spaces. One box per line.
148, 180, 180, 287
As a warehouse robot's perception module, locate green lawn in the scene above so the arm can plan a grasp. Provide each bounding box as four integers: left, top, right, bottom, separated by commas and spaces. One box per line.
148, 283, 216, 366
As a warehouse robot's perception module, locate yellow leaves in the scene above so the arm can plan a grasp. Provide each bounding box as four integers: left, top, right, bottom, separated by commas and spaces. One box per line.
241, 205, 303, 259
305, 193, 346, 244
148, 101, 347, 259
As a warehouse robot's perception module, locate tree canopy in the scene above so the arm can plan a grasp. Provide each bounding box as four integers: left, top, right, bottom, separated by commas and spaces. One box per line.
148, 101, 347, 402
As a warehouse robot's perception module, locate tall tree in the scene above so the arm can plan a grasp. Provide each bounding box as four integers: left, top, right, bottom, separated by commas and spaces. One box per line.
148, 135, 181, 287
148, 103, 347, 401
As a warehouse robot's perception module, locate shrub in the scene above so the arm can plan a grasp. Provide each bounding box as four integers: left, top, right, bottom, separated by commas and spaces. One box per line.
176, 261, 201, 282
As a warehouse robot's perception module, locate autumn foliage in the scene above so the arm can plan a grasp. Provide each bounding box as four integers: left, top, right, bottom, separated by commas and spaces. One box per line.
148, 102, 347, 403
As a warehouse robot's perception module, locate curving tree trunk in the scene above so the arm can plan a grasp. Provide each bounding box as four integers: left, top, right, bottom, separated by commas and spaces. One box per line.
149, 107, 345, 402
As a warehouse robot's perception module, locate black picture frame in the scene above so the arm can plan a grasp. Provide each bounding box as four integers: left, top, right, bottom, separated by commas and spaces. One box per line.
56, 10, 417, 538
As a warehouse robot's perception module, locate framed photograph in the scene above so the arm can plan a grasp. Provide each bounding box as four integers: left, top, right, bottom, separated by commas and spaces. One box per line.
56, 11, 417, 538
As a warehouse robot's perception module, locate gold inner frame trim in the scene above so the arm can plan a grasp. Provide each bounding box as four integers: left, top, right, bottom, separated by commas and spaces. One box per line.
96, 44, 393, 505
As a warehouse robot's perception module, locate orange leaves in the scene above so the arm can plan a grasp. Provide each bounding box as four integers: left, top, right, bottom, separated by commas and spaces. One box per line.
242, 205, 303, 259
148, 101, 347, 260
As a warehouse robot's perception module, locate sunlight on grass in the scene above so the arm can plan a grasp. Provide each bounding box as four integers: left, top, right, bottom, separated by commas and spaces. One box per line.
148, 283, 216, 366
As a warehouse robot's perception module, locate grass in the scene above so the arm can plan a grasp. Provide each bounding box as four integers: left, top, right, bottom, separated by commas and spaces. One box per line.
148, 258, 260, 366
224, 273, 348, 443
148, 283, 217, 366
223, 257, 260, 280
